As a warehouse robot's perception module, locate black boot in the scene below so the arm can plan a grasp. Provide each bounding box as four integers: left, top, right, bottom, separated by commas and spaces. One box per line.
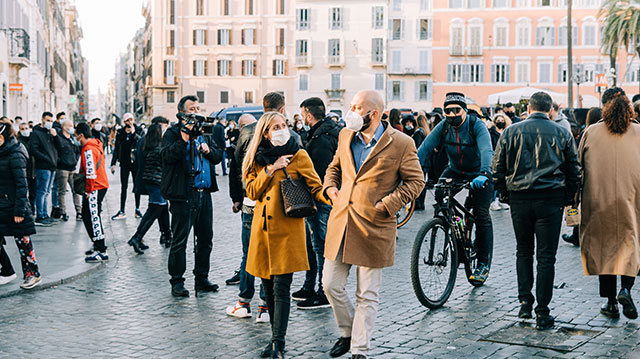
127, 236, 144, 255
138, 240, 149, 250
161, 232, 172, 248
171, 282, 189, 297
260, 342, 272, 358
271, 341, 285, 359
51, 207, 62, 219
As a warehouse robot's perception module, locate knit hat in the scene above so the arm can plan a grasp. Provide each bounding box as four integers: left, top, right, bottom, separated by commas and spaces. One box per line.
444, 92, 467, 110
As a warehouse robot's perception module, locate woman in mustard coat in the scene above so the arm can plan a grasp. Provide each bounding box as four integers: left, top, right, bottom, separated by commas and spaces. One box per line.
242, 111, 329, 358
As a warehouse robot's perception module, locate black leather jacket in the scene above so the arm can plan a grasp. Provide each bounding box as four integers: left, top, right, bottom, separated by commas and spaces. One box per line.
492, 112, 581, 204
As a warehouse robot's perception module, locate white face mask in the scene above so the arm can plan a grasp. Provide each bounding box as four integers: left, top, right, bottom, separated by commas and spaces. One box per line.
270, 128, 291, 147
66, 127, 75, 135
43, 121, 53, 130
20, 129, 31, 137
296, 123, 303, 130
344, 110, 364, 131
94, 123, 103, 131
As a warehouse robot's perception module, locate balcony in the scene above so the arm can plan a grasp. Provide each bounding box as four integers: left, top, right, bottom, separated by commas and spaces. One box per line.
327, 55, 344, 67
449, 45, 464, 56
325, 89, 345, 99
295, 55, 312, 68
3, 28, 30, 69
371, 55, 386, 67
468, 46, 483, 56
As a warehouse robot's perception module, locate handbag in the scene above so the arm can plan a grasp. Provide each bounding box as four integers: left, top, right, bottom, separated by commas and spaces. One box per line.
565, 206, 581, 227
73, 157, 102, 195
280, 168, 317, 218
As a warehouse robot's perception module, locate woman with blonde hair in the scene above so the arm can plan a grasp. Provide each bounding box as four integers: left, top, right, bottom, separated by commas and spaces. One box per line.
579, 87, 640, 320
242, 111, 330, 358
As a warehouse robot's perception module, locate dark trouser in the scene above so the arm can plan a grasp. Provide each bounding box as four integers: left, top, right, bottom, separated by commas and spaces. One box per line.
239, 210, 265, 301
436, 168, 494, 265
168, 191, 213, 285
302, 227, 317, 291
0, 239, 15, 276
415, 186, 427, 210
119, 165, 141, 212
510, 196, 564, 316
133, 204, 170, 240
303, 202, 332, 293
262, 273, 293, 345
600, 275, 636, 301
82, 188, 108, 252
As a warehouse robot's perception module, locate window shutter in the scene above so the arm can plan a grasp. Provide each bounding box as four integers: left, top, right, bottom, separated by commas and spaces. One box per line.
557, 64, 563, 82
505, 64, 511, 82
193, 30, 197, 45
387, 81, 393, 101
558, 26, 566, 46
401, 19, 406, 40
447, 64, 452, 82
490, 64, 496, 82
272, 60, 276, 76
205, 30, 209, 45
388, 19, 393, 39
419, 50, 428, 73
462, 64, 470, 82
371, 7, 375, 29
596, 63, 604, 73
241, 60, 245, 76
479, 64, 485, 83
415, 81, 420, 101
427, 81, 433, 101
550, 27, 555, 45
400, 81, 405, 101
572, 26, 578, 45
428, 19, 433, 39
416, 19, 421, 39
193, 61, 196, 76
535, 27, 542, 45
329, 9, 332, 29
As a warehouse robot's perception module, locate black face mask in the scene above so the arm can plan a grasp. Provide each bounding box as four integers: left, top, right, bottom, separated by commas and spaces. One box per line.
505, 111, 515, 119
446, 115, 463, 127
361, 113, 372, 132
495, 121, 506, 129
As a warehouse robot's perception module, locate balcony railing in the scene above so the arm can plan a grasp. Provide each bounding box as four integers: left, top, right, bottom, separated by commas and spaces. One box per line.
3, 28, 30, 68
450, 45, 464, 56
328, 55, 343, 66
296, 55, 310, 66
468, 46, 482, 56
325, 89, 345, 99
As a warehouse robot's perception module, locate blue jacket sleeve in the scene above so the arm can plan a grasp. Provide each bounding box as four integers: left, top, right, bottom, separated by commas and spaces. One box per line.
473, 120, 494, 176
417, 121, 444, 168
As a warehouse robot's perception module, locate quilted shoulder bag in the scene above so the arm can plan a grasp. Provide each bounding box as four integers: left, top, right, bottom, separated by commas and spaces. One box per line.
280, 168, 317, 218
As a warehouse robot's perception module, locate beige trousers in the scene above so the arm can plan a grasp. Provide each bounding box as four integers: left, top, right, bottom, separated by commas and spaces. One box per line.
323, 247, 383, 355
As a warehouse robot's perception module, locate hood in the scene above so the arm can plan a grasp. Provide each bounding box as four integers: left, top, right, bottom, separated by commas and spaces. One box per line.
310, 119, 340, 138
0, 137, 26, 158
84, 138, 104, 152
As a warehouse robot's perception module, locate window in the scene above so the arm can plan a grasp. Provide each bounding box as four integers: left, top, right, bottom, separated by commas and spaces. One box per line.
196, 0, 204, 15
516, 62, 530, 82
164, 60, 175, 84
417, 81, 431, 101
447, 64, 464, 82
468, 25, 482, 54
245, 0, 254, 15
242, 28, 255, 45
276, 0, 285, 15
299, 74, 309, 91
538, 62, 551, 83
393, 0, 402, 11
491, 63, 510, 82
275, 28, 285, 55
468, 0, 483, 7
375, 73, 384, 90
419, 19, 432, 40
539, 0, 551, 6
627, 65, 640, 82
220, 91, 228, 104
296, 39, 309, 64
535, 25, 555, 46
391, 50, 401, 72
331, 73, 341, 89
372, 6, 384, 29
450, 24, 464, 54
242, 59, 256, 76
516, 0, 529, 6
469, 64, 484, 82
193, 60, 207, 76
516, 20, 531, 47
330, 8, 343, 30
167, 91, 175, 103
494, 23, 508, 47
583, 23, 596, 46
273, 59, 285, 76
420, 0, 431, 10
449, 0, 463, 8
419, 49, 431, 73
244, 91, 254, 104
167, 30, 175, 54
193, 29, 207, 46
493, 0, 508, 7
392, 19, 403, 40
583, 64, 595, 82
581, 0, 598, 7
328, 39, 341, 64
372, 38, 384, 63
217, 59, 230, 76
169, 0, 175, 24
558, 25, 578, 46
218, 29, 230, 45
391, 81, 403, 101
221, 0, 229, 15
297, 8, 310, 30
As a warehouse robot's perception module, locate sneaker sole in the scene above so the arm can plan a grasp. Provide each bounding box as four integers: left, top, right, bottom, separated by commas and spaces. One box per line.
0, 274, 17, 285
256, 318, 270, 323
20, 279, 41, 290
292, 296, 313, 301
226, 312, 252, 319
297, 303, 332, 310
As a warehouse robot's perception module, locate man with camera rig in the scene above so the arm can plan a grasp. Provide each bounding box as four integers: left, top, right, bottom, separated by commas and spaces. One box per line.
161, 95, 223, 298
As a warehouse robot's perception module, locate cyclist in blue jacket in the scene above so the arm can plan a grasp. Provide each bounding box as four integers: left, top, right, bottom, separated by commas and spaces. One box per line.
417, 92, 494, 283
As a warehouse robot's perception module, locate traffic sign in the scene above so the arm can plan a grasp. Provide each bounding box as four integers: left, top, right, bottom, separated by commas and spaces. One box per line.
595, 73, 607, 87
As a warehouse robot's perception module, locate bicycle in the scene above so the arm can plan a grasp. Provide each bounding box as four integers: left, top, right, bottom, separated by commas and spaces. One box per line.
410, 178, 492, 309
396, 200, 415, 229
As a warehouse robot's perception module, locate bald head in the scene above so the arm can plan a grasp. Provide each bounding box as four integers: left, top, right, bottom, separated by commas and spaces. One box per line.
352, 90, 384, 114
238, 114, 257, 129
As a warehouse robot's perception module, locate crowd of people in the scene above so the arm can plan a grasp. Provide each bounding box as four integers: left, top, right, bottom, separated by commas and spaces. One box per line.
0, 87, 640, 359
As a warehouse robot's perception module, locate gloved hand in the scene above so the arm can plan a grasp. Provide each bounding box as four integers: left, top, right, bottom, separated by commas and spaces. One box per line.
471, 175, 488, 189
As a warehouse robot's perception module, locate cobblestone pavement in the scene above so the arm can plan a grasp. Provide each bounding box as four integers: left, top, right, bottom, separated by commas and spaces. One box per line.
1, 170, 639, 359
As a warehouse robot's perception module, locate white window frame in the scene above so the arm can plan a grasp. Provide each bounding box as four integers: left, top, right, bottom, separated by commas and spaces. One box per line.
493, 19, 509, 47
331, 73, 341, 90
393, 0, 402, 11
417, 80, 431, 101
194, 29, 206, 46
450, 20, 465, 55
493, 63, 510, 83
582, 17, 597, 46
296, 39, 309, 65
218, 29, 231, 46
372, 6, 384, 29
537, 62, 552, 83
375, 73, 385, 90
449, 63, 464, 82
516, 61, 530, 83
220, 91, 229, 104
297, 8, 310, 30
218, 59, 230, 76
468, 20, 483, 55
535, 20, 555, 46
328, 39, 341, 64
299, 74, 309, 91
244, 90, 254, 104
194, 59, 206, 76
516, 18, 532, 47
273, 59, 285, 76
330, 7, 343, 30
242, 59, 255, 76
242, 28, 255, 45
372, 38, 384, 64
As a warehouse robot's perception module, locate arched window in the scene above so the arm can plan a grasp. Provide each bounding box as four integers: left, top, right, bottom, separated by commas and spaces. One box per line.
582, 16, 597, 46
516, 17, 532, 47
450, 18, 465, 55
468, 18, 483, 55
558, 17, 578, 46
493, 18, 509, 47
535, 17, 555, 46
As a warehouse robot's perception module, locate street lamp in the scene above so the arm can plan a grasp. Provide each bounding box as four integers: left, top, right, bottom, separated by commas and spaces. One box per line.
606, 67, 617, 88
573, 67, 582, 108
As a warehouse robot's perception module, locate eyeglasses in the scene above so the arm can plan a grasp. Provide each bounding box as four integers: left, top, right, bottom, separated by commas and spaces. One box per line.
444, 107, 463, 115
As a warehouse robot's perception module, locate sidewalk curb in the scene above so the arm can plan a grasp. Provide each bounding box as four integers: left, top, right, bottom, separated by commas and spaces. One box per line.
0, 261, 105, 299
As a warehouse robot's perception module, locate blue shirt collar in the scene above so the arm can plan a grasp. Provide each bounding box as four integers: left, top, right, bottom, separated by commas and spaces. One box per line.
354, 122, 385, 146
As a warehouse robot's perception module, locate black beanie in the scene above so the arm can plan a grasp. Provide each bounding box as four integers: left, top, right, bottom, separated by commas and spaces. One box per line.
444, 92, 467, 110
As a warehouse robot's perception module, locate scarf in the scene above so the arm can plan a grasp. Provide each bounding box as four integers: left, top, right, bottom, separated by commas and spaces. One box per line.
255, 136, 300, 167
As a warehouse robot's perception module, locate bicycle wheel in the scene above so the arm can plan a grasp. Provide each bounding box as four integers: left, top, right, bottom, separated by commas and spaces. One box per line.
463, 221, 492, 287
396, 201, 415, 229
411, 218, 458, 309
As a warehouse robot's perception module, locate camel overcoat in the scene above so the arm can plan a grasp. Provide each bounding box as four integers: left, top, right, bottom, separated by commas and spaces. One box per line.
245, 149, 330, 279
323, 123, 425, 268
578, 122, 640, 277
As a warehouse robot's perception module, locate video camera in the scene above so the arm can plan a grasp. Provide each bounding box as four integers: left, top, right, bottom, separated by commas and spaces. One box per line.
176, 112, 216, 137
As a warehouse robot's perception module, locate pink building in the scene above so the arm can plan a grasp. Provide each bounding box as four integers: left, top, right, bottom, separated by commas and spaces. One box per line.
431, 0, 640, 108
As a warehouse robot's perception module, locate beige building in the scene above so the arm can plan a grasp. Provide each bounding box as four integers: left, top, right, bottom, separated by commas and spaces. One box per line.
137, 0, 296, 121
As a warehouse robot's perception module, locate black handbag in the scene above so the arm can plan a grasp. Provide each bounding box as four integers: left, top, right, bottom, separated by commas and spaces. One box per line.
73, 157, 102, 195
280, 168, 317, 218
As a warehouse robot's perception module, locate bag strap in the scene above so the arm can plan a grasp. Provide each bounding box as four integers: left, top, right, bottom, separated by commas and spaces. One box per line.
281, 168, 293, 181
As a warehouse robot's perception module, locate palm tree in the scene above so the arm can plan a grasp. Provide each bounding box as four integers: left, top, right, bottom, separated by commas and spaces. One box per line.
599, 0, 640, 86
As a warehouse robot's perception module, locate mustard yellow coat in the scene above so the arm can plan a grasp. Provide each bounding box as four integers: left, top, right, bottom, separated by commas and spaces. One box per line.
245, 149, 330, 279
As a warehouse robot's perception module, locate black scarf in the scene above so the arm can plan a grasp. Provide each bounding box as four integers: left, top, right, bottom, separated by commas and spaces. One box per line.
255, 136, 300, 166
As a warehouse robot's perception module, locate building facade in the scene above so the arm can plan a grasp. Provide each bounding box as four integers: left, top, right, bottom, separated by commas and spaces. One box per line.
431, 0, 639, 108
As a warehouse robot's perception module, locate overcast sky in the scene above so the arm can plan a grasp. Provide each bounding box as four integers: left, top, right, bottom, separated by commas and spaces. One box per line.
75, 0, 146, 96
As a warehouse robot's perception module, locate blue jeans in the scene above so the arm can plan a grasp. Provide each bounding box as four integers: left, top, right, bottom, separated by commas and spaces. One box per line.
51, 174, 59, 208
239, 210, 265, 301
302, 202, 332, 293
34, 169, 55, 219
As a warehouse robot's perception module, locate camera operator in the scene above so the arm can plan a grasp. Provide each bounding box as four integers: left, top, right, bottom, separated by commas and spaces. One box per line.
161, 95, 223, 298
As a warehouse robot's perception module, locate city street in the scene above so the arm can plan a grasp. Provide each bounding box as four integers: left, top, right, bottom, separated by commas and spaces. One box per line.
1, 167, 639, 359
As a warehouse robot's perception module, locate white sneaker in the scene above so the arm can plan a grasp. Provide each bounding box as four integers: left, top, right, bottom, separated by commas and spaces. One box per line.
226, 301, 252, 318
20, 276, 41, 290
499, 201, 510, 210
0, 273, 16, 285
490, 200, 501, 211
256, 304, 270, 323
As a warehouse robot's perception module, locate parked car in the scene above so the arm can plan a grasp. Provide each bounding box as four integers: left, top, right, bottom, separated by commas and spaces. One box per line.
210, 106, 264, 122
